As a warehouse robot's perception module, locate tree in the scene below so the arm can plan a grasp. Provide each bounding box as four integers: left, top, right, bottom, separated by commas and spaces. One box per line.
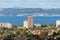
3, 35, 14, 40
12, 25, 17, 28
15, 30, 20, 35
45, 24, 54, 27
20, 30, 28, 36
52, 32, 59, 37
40, 31, 48, 36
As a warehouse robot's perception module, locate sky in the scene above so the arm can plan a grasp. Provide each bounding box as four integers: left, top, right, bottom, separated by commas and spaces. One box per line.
0, 0, 60, 8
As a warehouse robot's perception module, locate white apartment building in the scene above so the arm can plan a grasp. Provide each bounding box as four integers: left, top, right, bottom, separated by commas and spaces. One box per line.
34, 24, 41, 27
0, 23, 12, 28
56, 20, 60, 27
23, 20, 28, 28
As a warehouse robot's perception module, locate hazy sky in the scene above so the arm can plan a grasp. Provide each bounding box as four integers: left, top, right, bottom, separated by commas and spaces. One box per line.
0, 0, 60, 8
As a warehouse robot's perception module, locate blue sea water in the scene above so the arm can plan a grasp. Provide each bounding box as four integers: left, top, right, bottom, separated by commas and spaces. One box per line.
0, 16, 60, 26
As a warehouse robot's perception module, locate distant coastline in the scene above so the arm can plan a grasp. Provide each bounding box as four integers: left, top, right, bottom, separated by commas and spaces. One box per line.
0, 8, 60, 16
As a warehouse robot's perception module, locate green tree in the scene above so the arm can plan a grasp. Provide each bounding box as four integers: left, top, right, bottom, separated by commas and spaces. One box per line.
15, 30, 20, 35
40, 31, 48, 36
20, 30, 28, 36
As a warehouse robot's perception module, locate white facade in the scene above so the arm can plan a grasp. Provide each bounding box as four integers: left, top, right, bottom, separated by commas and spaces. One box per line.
23, 20, 28, 28
34, 24, 41, 27
0, 23, 12, 28
56, 20, 60, 27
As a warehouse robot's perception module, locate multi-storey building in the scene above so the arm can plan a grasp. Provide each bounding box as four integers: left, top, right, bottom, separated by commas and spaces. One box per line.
28, 16, 33, 28
56, 20, 60, 27
23, 20, 28, 28
0, 23, 12, 28
34, 24, 41, 27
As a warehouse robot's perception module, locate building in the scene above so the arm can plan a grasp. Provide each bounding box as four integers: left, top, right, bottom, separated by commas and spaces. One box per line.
23, 16, 33, 28
23, 20, 28, 28
56, 20, 60, 27
28, 16, 33, 28
34, 24, 41, 28
30, 30, 41, 35
0, 23, 12, 28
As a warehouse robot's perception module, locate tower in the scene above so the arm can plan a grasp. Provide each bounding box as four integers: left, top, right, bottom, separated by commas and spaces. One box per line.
28, 16, 33, 28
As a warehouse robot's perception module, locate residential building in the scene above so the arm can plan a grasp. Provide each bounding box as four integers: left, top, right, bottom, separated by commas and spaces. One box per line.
28, 16, 33, 28
34, 24, 41, 27
23, 20, 28, 28
56, 20, 60, 27
0, 23, 12, 28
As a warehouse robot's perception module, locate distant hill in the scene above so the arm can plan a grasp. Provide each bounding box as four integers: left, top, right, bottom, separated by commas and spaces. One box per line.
0, 8, 60, 16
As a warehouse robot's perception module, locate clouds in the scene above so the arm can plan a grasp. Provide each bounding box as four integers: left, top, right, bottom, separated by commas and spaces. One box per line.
0, 0, 60, 8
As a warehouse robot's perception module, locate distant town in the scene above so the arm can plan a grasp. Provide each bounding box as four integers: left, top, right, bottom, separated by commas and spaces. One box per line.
0, 16, 60, 28
0, 0, 60, 40
0, 16, 60, 40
